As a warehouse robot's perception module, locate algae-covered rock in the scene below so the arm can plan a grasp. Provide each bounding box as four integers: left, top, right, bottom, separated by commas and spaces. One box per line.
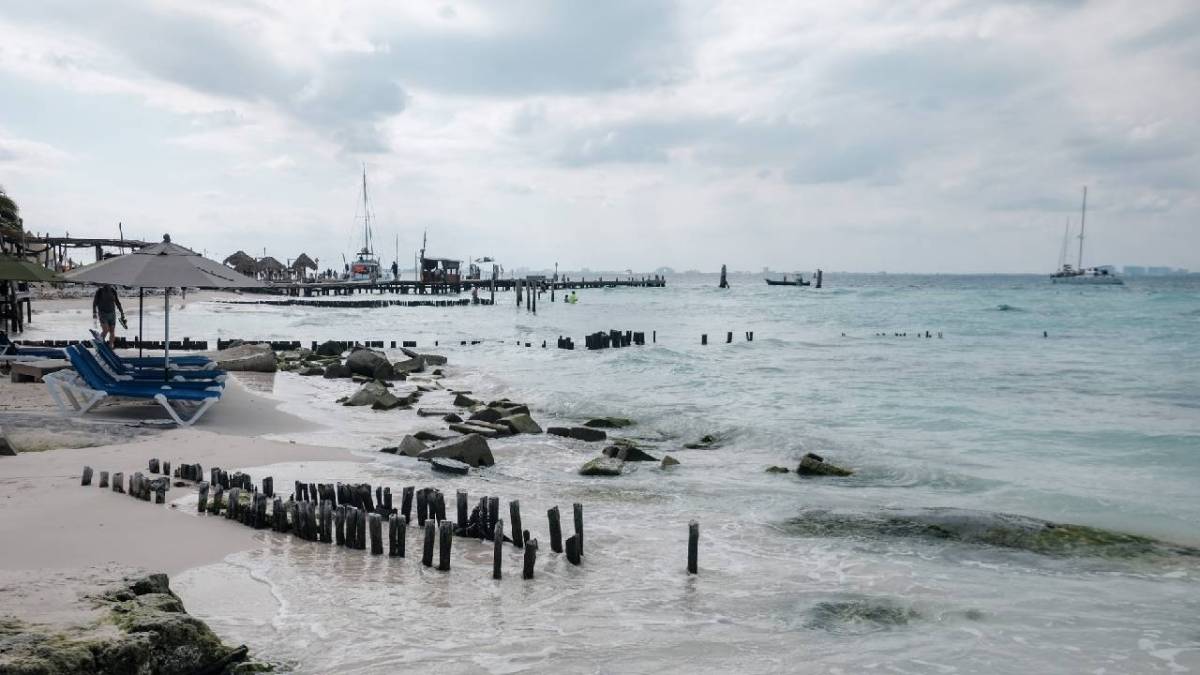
796, 452, 853, 477
579, 456, 624, 476
807, 597, 919, 634
784, 507, 1200, 559
584, 417, 634, 429
765, 466, 790, 474
660, 455, 680, 469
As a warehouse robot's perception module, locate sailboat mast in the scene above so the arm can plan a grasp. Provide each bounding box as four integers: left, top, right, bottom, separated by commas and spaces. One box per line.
362, 164, 371, 254
1077, 185, 1087, 269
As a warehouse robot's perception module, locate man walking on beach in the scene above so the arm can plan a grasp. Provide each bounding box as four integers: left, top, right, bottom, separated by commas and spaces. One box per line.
92, 284, 126, 347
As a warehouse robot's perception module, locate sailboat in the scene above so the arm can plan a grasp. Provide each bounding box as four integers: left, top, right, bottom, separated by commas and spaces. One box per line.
349, 165, 381, 283
1050, 186, 1122, 285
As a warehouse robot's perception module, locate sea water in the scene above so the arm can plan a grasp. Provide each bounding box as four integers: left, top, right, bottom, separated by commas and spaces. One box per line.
27, 274, 1200, 673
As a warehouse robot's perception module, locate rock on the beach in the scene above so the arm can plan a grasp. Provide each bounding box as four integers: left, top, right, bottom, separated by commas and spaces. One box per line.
469, 408, 504, 423
431, 457, 470, 475
796, 452, 853, 477
765, 466, 790, 474
683, 434, 721, 449
548, 426, 607, 442
603, 445, 658, 462
500, 413, 542, 434
417, 433, 495, 467
392, 357, 425, 375
298, 365, 325, 376
584, 417, 634, 429
0, 427, 15, 456
443, 412, 463, 423
660, 455, 680, 468
346, 348, 389, 377
420, 353, 448, 366
209, 343, 277, 372
579, 456, 624, 476
323, 363, 352, 379
371, 390, 406, 410
316, 340, 343, 357
343, 381, 389, 407
453, 393, 479, 407
398, 435, 427, 456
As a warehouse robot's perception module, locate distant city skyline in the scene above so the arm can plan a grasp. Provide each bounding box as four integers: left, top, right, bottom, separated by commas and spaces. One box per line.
1, 1, 1198, 273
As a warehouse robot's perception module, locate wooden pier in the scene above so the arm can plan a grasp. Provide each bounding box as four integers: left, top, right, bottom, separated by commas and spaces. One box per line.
253, 276, 665, 298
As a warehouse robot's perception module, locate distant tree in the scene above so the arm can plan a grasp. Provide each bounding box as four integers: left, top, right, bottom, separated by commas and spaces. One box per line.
0, 185, 19, 230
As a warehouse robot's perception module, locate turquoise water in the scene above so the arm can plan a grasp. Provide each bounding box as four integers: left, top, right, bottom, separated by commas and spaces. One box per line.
27, 274, 1200, 672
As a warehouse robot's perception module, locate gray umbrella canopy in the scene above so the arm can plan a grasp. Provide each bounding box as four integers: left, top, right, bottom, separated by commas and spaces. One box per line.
65, 236, 266, 289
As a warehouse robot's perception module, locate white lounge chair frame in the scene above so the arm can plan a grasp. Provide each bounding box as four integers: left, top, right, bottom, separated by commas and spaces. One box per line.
43, 370, 219, 427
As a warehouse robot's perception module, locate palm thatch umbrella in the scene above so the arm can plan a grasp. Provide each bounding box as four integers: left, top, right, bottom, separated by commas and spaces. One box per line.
256, 256, 285, 280
222, 250, 258, 276
65, 235, 265, 376
0, 254, 61, 282
291, 253, 317, 281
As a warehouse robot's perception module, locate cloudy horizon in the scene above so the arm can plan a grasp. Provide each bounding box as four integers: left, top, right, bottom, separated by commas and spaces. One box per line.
1, 0, 1197, 273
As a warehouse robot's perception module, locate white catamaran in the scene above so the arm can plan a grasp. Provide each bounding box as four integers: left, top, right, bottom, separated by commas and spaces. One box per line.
1050, 186, 1122, 285
349, 165, 381, 283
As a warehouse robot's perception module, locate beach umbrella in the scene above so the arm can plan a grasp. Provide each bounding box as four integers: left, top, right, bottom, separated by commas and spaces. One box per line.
64, 234, 266, 375
0, 254, 62, 282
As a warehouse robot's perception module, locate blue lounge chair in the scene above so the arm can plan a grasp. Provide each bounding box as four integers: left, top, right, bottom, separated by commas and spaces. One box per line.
47, 345, 222, 426
0, 334, 66, 361
88, 338, 226, 384
88, 330, 214, 368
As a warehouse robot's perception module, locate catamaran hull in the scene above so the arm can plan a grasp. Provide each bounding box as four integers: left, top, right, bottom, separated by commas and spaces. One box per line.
1051, 276, 1123, 285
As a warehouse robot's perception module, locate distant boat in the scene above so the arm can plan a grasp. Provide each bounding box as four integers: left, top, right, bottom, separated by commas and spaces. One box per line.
349, 165, 381, 283
1051, 187, 1122, 285
765, 273, 810, 287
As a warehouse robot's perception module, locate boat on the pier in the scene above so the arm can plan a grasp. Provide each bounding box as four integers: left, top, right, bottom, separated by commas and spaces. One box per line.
349, 166, 381, 283
1051, 187, 1122, 285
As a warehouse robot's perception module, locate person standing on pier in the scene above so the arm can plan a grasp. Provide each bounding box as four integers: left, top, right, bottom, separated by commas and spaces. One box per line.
92, 284, 126, 348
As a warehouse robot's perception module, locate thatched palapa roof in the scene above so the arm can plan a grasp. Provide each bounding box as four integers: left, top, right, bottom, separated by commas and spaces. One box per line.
256, 256, 285, 273
223, 250, 257, 276
291, 253, 317, 271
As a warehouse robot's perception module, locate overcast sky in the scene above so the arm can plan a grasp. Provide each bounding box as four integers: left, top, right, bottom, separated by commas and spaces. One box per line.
1, 1, 1197, 273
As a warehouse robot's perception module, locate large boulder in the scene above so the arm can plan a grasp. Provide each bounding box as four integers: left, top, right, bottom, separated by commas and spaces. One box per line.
548, 426, 607, 442
453, 393, 479, 407
371, 390, 406, 410
603, 445, 658, 462
584, 417, 634, 429
382, 434, 428, 456
469, 408, 504, 423
417, 433, 495, 467
392, 357, 425, 375
579, 456, 624, 476
796, 452, 853, 477
323, 363, 352, 379
683, 434, 721, 449
420, 353, 448, 366
343, 381, 389, 407
500, 414, 542, 434
346, 348, 389, 377
210, 344, 277, 372
298, 365, 325, 376
316, 340, 343, 357
660, 455, 680, 469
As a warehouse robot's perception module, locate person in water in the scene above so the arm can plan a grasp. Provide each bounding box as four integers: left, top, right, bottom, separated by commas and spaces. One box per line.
92, 284, 126, 347
568, 291, 578, 304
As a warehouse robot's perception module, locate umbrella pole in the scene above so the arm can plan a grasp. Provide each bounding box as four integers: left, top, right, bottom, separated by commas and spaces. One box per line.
138, 288, 144, 357
164, 289, 170, 382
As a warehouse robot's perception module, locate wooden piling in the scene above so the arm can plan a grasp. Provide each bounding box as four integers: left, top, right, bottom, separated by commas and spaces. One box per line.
209, 486, 223, 515
488, 496, 500, 540
438, 521, 452, 571
478, 497, 488, 540
726, 331, 733, 344
387, 515, 400, 556
456, 490, 468, 532
262, 477, 273, 498
400, 485, 415, 522
356, 508, 367, 549
688, 520, 699, 574
81, 466, 93, 486
416, 488, 428, 526
701, 334, 708, 345
573, 503, 584, 556
161, 461, 170, 477
422, 521, 436, 567
155, 486, 166, 504
493, 519, 504, 579
112, 472, 124, 493
509, 500, 523, 549
434, 490, 446, 523
148, 458, 159, 474
369, 513, 383, 555
335, 506, 346, 546
320, 502, 333, 542
99, 471, 109, 488
394, 514, 407, 557
198, 482, 209, 513
522, 540, 537, 580
566, 534, 581, 565
548, 506, 563, 553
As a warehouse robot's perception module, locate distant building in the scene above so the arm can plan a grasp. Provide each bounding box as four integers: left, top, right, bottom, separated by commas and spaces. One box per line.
1124, 266, 1146, 276
1148, 266, 1171, 276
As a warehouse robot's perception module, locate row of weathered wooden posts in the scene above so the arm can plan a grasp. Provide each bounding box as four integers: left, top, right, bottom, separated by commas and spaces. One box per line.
81, 458, 699, 576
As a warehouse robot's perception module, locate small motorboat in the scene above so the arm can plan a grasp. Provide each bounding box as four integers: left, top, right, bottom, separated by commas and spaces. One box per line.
765, 274, 810, 287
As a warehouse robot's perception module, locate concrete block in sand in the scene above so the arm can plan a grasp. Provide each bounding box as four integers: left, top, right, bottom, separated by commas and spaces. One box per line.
209, 343, 277, 372
500, 414, 542, 435
417, 433, 495, 467
603, 445, 658, 462
453, 393, 479, 407
584, 417, 634, 429
548, 426, 607, 442
469, 408, 504, 423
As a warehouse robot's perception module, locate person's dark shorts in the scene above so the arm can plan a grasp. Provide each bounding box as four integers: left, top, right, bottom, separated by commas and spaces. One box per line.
99, 310, 117, 328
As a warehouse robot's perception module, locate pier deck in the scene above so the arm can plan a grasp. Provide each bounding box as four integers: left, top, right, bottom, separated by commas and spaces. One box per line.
256, 276, 665, 297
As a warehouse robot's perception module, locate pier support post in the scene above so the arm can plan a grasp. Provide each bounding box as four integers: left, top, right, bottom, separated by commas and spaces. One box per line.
456, 490, 468, 532
99, 471, 109, 488
369, 513, 383, 554
510, 500, 523, 549
548, 506, 563, 553
198, 482, 209, 513
438, 521, 453, 571
522, 540, 537, 580
422, 521, 436, 567
81, 466, 93, 486
688, 520, 699, 574
573, 503, 584, 556
493, 519, 504, 579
